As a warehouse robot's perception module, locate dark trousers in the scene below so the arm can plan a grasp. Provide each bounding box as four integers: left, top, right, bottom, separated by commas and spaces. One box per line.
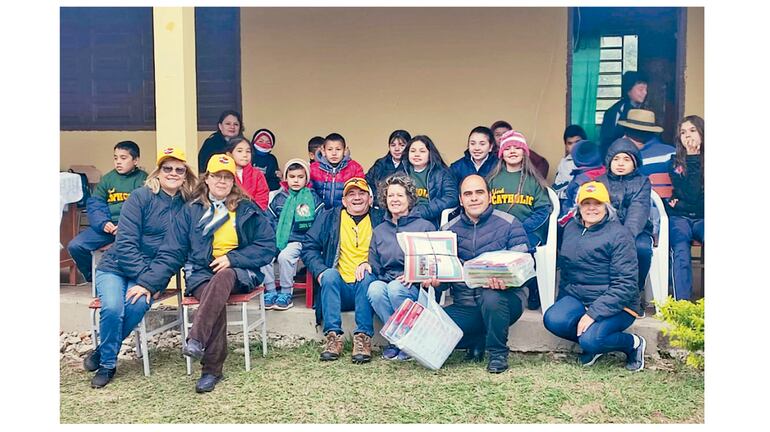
543, 294, 635, 356
669, 216, 704, 300
67, 227, 115, 282
635, 233, 653, 306
444, 288, 524, 357
189, 269, 247, 376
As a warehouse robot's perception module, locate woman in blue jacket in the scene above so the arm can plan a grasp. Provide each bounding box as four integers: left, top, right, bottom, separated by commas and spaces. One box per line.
544, 181, 647, 372
365, 174, 435, 361
449, 126, 499, 186
136, 154, 276, 393
402, 135, 459, 228
85, 147, 196, 388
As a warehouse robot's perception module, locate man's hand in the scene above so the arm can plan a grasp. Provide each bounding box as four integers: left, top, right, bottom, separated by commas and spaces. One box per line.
210, 255, 231, 273
355, 263, 372, 281
420, 277, 440, 289
486, 277, 507, 290
576, 314, 595, 337
126, 285, 152, 304
103, 222, 117, 235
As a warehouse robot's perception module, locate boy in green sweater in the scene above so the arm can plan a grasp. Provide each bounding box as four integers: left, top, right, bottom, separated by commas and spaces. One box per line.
67, 141, 148, 282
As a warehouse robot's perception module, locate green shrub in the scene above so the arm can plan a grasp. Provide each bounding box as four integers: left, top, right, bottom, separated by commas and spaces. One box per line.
656, 297, 704, 369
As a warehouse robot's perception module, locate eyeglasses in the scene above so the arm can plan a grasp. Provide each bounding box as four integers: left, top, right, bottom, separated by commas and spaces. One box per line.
210, 173, 234, 183
161, 165, 187, 175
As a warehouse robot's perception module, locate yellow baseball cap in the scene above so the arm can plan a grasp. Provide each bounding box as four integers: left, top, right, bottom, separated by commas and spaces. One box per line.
577, 181, 610, 204
156, 146, 187, 165
206, 154, 236, 176
343, 177, 371, 196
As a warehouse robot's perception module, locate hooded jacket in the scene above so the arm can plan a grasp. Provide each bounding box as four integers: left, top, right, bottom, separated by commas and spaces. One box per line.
449, 150, 499, 186
251, 152, 281, 191
310, 150, 366, 209
267, 185, 325, 245
368, 210, 436, 283
136, 199, 276, 295
597, 138, 653, 238
441, 206, 531, 307
97, 186, 186, 282
558, 211, 640, 320
405, 160, 459, 229
365, 152, 407, 199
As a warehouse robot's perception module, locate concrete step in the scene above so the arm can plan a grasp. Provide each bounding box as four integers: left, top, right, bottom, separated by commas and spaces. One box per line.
61, 285, 670, 356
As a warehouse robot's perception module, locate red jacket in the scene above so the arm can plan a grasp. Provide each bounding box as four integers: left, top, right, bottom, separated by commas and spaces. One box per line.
237, 163, 269, 210
310, 154, 365, 208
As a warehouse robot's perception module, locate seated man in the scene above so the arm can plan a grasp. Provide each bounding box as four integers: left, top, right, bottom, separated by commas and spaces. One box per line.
301, 177, 384, 364
618, 108, 676, 197
438, 174, 531, 374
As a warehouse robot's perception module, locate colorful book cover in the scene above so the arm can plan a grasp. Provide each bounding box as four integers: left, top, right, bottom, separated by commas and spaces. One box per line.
382, 298, 415, 339
392, 302, 425, 339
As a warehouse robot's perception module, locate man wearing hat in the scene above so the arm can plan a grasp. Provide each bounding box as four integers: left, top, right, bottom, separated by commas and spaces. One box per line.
618, 108, 675, 182
301, 177, 385, 364
599, 71, 649, 156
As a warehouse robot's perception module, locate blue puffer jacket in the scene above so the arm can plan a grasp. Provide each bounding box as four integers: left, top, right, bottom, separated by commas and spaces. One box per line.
365, 152, 407, 200
97, 186, 186, 282
597, 138, 653, 238
405, 161, 459, 229
368, 210, 436, 283
136, 199, 276, 295
267, 186, 325, 246
558, 212, 639, 320
449, 151, 499, 186
441, 206, 531, 307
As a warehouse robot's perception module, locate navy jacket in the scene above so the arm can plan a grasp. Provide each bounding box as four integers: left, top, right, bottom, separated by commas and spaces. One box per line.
558, 213, 640, 320
198, 131, 228, 174
441, 206, 531, 307
405, 161, 459, 229
666, 155, 704, 219
365, 152, 406, 199
252, 152, 281, 191
597, 139, 653, 238
599, 98, 641, 157
267, 187, 325, 246
97, 187, 186, 282
137, 199, 276, 295
369, 210, 436, 283
449, 151, 499, 186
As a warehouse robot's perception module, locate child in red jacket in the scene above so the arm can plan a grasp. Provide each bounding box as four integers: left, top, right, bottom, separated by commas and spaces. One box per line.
226, 136, 269, 210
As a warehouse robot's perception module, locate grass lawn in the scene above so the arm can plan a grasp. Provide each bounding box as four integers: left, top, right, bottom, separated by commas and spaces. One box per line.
60, 341, 704, 424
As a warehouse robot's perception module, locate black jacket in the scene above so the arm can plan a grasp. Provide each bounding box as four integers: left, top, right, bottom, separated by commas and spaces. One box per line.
558, 213, 640, 320
666, 155, 704, 219
365, 153, 406, 200
198, 131, 228, 174
137, 199, 276, 295
251, 152, 281, 191
405, 161, 459, 228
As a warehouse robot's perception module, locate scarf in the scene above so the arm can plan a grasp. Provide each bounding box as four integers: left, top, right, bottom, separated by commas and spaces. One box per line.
275, 187, 316, 249
198, 194, 231, 236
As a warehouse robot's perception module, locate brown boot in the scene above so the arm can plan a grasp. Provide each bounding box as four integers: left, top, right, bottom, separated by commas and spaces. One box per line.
320, 331, 343, 361
351, 333, 372, 364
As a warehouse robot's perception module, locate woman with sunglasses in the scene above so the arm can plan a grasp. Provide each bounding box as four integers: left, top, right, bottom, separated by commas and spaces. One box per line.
136, 154, 276, 393
85, 147, 196, 389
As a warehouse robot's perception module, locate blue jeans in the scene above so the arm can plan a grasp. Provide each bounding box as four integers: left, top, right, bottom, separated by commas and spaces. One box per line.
319, 268, 375, 337
635, 233, 653, 295
367, 279, 419, 325
670, 216, 704, 300
543, 294, 635, 356
67, 227, 115, 282
94, 270, 153, 369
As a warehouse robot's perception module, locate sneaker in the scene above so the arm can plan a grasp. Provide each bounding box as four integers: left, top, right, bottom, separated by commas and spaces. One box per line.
273, 293, 294, 311
382, 344, 400, 360
91, 367, 116, 389
487, 354, 509, 374
579, 352, 604, 367
625, 335, 647, 372
182, 338, 205, 360
264, 291, 278, 310
351, 333, 372, 364
396, 350, 412, 362
320, 331, 343, 361
83, 349, 100, 372
195, 373, 222, 393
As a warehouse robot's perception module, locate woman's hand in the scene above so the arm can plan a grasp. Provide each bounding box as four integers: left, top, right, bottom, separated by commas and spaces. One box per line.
684, 136, 701, 155
126, 285, 152, 304
576, 314, 595, 337
210, 255, 231, 273
395, 274, 406, 284
420, 277, 440, 289
487, 277, 507, 290
668, 198, 679, 207
355, 262, 372, 281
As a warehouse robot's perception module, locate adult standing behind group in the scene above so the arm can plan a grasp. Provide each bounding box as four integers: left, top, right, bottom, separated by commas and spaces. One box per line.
84, 147, 195, 389
366, 175, 435, 361
198, 110, 244, 174
365, 129, 410, 199
136, 154, 276, 393
544, 181, 647, 372
599, 71, 648, 158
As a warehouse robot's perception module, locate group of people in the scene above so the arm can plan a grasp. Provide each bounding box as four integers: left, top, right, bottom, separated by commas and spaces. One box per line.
69, 82, 704, 391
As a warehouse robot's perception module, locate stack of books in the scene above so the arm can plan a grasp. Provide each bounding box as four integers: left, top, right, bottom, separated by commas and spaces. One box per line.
463, 250, 536, 288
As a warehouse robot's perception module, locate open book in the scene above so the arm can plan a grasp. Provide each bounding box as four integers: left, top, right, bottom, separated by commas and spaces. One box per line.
396, 231, 464, 283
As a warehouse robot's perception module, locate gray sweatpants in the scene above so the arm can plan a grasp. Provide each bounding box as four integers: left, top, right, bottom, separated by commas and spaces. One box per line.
261, 241, 303, 294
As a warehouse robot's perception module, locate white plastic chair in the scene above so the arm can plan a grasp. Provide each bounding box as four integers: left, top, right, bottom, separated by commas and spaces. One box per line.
268, 189, 280, 206
647, 190, 669, 313
534, 188, 560, 314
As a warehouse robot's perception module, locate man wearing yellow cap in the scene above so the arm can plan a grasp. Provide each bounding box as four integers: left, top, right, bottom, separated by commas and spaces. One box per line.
301, 177, 385, 364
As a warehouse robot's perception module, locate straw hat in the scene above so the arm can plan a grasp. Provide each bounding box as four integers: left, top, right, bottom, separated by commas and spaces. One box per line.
617, 109, 664, 133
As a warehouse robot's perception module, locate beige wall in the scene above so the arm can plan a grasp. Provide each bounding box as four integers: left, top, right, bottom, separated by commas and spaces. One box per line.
684, 7, 704, 119
240, 7, 567, 180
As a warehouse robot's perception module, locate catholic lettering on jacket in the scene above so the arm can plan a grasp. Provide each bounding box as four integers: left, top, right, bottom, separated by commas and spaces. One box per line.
416, 188, 429, 199
490, 187, 534, 206
106, 188, 131, 204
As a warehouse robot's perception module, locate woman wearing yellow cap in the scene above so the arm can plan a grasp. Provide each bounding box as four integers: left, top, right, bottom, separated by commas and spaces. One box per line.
85, 147, 196, 389
136, 154, 276, 393
543, 181, 647, 372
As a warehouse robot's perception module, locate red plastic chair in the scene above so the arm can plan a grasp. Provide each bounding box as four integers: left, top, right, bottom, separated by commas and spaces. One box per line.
293, 265, 315, 308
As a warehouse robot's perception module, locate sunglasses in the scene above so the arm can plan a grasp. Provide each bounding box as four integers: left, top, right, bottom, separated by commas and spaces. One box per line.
161, 165, 187, 175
